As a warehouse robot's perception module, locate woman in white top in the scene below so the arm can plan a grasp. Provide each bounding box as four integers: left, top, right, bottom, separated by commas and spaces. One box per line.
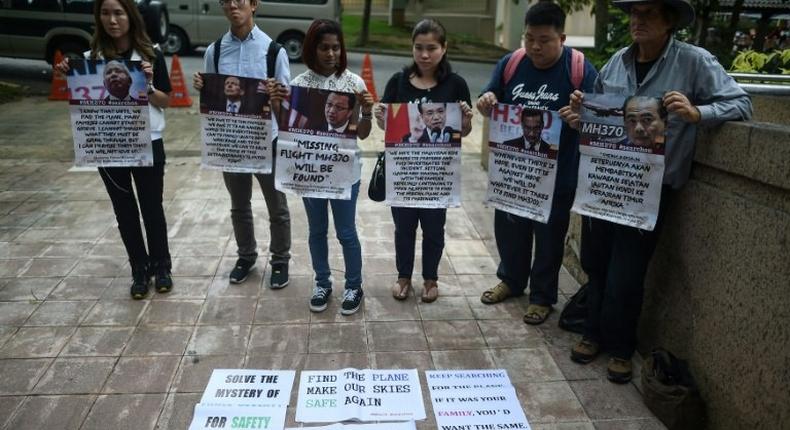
272, 19, 374, 315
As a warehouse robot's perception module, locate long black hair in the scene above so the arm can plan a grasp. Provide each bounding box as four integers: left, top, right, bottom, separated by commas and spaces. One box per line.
407, 18, 452, 82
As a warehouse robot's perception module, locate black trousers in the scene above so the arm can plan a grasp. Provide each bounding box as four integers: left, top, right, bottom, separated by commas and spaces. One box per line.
391, 207, 446, 281
99, 161, 170, 271
581, 186, 673, 359
494, 192, 574, 306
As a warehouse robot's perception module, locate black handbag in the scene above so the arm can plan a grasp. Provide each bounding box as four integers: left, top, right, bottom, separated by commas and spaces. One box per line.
558, 283, 588, 333
641, 348, 706, 430
367, 151, 386, 202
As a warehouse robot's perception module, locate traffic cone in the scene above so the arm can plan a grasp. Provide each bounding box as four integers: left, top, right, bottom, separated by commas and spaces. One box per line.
361, 53, 378, 101
48, 50, 69, 101
168, 54, 193, 107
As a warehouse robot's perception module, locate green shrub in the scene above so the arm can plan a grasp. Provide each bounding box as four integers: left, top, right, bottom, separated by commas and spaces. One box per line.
730, 49, 790, 74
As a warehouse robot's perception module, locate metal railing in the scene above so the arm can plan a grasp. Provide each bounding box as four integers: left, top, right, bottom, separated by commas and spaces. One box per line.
730, 73, 790, 95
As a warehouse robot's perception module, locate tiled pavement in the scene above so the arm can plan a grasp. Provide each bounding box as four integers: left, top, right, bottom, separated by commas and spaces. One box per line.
0, 98, 665, 429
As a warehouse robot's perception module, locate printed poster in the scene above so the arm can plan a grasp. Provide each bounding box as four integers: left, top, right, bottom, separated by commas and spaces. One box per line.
484, 103, 561, 222
426, 370, 531, 430
571, 94, 666, 230
199, 369, 295, 407
189, 404, 287, 430
200, 73, 274, 173
275, 86, 359, 199
295, 368, 425, 423
384, 103, 463, 208
67, 59, 152, 167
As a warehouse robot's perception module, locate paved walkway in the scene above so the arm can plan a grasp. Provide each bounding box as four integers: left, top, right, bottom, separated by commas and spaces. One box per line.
0, 97, 665, 429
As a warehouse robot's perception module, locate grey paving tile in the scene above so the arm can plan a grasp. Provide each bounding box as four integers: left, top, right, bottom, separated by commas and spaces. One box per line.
0, 242, 47, 259
371, 351, 434, 370
151, 276, 211, 299
546, 344, 608, 382
244, 353, 308, 375
570, 379, 655, 420
4, 394, 95, 430
0, 258, 29, 277
424, 320, 487, 351
304, 352, 370, 370
257, 274, 312, 299
39, 242, 95, 258
418, 296, 475, 320
363, 295, 421, 321
48, 277, 113, 300
0, 326, 75, 358
490, 347, 565, 383
141, 300, 203, 325
156, 393, 202, 430
467, 296, 530, 320
24, 300, 94, 326
308, 323, 367, 354
478, 319, 545, 349
430, 349, 497, 369
531, 423, 596, 430
171, 256, 221, 277
444, 239, 491, 256
254, 297, 311, 324
0, 325, 18, 347
456, 274, 503, 297
103, 356, 180, 393
448, 255, 498, 275
61, 327, 134, 357
0, 358, 52, 395
171, 354, 245, 393
248, 324, 309, 354
0, 277, 59, 301
123, 326, 193, 356
206, 271, 263, 298
187, 324, 251, 355
69, 257, 127, 277
367, 321, 428, 352
81, 393, 166, 430
198, 297, 256, 325
81, 300, 147, 326
86, 242, 127, 258
0, 396, 25, 429
513, 381, 589, 424
19, 258, 77, 277
33, 357, 116, 394
593, 418, 667, 429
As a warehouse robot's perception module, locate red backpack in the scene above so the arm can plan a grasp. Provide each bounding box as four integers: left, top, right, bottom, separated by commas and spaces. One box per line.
503, 47, 585, 89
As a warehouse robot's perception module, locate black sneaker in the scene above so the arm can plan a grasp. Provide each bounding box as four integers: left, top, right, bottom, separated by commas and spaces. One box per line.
130, 265, 150, 300
309, 286, 332, 312
229, 259, 255, 284
341, 288, 363, 315
269, 263, 289, 289
154, 266, 173, 293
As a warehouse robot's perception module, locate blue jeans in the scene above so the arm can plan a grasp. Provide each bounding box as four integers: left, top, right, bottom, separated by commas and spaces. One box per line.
302, 181, 362, 290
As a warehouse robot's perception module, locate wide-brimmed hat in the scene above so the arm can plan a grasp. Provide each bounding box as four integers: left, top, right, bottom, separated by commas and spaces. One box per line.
612, 0, 696, 28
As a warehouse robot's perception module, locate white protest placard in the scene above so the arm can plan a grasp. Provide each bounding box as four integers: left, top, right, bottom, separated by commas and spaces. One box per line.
67, 59, 152, 167
275, 86, 360, 199
189, 404, 287, 430
383, 103, 463, 208
425, 369, 511, 391
429, 387, 531, 430
484, 104, 561, 223
200, 369, 295, 407
200, 73, 274, 173
285, 422, 417, 430
296, 368, 425, 423
571, 94, 666, 230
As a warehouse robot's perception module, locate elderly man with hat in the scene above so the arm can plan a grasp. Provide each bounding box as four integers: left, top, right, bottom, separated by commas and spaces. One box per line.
559, 0, 752, 383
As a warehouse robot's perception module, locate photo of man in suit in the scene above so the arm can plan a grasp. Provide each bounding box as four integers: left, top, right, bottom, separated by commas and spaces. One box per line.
503, 109, 550, 153
412, 102, 459, 143
224, 76, 246, 114
622, 96, 667, 150
103, 60, 135, 101
323, 91, 355, 133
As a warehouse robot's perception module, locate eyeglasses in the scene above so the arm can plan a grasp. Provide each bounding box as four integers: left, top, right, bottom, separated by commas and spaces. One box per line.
218, 0, 248, 7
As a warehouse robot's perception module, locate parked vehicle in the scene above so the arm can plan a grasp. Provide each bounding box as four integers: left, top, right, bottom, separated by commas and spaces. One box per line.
161, 0, 340, 61
0, 0, 169, 63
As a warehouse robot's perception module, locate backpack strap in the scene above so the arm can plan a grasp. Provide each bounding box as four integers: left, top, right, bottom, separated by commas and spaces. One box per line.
503, 48, 527, 86
266, 41, 283, 79
570, 48, 585, 90
212, 35, 223, 73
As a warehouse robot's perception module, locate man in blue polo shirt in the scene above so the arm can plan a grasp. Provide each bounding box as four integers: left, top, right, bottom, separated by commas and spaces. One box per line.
476, 1, 597, 325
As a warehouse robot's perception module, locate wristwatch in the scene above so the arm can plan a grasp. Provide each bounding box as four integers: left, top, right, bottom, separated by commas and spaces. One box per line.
147, 82, 155, 95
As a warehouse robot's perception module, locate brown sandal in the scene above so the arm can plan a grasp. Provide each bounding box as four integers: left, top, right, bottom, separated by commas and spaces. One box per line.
421, 280, 439, 303
392, 278, 411, 300
480, 282, 511, 304
523, 304, 552, 325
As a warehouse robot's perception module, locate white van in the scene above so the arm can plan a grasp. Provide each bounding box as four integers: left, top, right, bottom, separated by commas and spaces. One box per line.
161, 0, 340, 61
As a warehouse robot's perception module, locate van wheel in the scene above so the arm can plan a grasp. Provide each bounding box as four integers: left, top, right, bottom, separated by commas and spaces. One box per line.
278, 32, 304, 63
51, 40, 89, 63
163, 27, 190, 55
142, 2, 169, 44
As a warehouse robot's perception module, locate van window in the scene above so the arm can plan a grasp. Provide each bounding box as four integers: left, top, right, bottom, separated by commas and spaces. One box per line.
64, 0, 93, 14
11, 0, 62, 10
